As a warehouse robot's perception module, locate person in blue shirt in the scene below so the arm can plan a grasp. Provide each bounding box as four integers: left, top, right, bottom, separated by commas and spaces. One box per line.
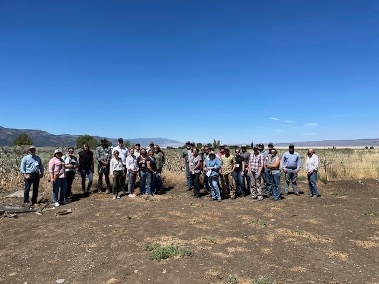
204, 151, 222, 201
281, 144, 302, 195
19, 146, 45, 207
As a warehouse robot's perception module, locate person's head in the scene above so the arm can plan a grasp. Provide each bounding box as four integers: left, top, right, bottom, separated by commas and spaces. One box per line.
209, 151, 216, 160
154, 145, 160, 153
28, 146, 36, 155
54, 149, 63, 158
135, 143, 140, 150
204, 146, 209, 153
148, 149, 153, 156
241, 145, 247, 152
192, 148, 199, 156
258, 143, 264, 152
113, 150, 119, 157
149, 141, 155, 148
82, 143, 89, 151
270, 148, 277, 156
130, 149, 134, 155
101, 138, 107, 147
268, 142, 274, 149
118, 138, 124, 146
253, 145, 259, 153
224, 147, 230, 156
235, 148, 241, 155
289, 144, 295, 154
68, 147, 74, 155
186, 141, 191, 149
308, 148, 315, 157
140, 148, 147, 156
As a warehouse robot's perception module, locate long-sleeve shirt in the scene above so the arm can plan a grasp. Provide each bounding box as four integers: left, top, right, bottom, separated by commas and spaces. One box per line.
48, 157, 65, 178
281, 151, 302, 170
20, 154, 44, 174
249, 153, 264, 173
125, 154, 138, 173
205, 158, 221, 177
306, 154, 319, 172
110, 157, 124, 173
112, 145, 129, 165
96, 146, 111, 163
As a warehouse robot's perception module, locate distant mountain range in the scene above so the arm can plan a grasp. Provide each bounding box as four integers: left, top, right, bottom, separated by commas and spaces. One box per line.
0, 126, 183, 148
0, 126, 378, 148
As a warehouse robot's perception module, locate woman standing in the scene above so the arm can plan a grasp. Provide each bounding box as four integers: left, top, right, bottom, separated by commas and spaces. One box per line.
48, 149, 66, 207
266, 148, 281, 201
110, 150, 124, 199
63, 147, 78, 202
146, 149, 157, 196
137, 148, 148, 195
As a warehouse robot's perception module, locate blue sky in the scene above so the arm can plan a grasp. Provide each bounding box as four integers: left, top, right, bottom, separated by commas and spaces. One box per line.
1, 0, 378, 145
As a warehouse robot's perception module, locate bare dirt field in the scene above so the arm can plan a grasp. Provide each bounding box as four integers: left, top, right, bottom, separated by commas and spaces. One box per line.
0, 179, 378, 284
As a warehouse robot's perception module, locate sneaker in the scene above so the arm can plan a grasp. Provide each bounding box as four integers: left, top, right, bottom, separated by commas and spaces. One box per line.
257, 196, 264, 201
65, 198, 72, 204
112, 195, 116, 200
105, 189, 111, 194
128, 194, 136, 198
116, 195, 120, 199
54, 202, 60, 207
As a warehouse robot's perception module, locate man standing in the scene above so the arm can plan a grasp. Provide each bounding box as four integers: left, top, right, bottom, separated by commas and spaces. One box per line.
78, 143, 94, 195
96, 138, 112, 193
281, 144, 302, 195
306, 148, 319, 198
181, 141, 193, 190
240, 145, 251, 195
19, 146, 44, 208
112, 138, 129, 193
263, 142, 274, 195
249, 145, 264, 201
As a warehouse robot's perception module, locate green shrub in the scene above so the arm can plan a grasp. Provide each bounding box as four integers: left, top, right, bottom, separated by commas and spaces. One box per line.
143, 243, 193, 261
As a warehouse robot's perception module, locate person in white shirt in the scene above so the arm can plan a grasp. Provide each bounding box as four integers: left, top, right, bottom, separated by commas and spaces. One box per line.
110, 150, 124, 199
125, 149, 138, 197
306, 148, 319, 198
112, 138, 129, 193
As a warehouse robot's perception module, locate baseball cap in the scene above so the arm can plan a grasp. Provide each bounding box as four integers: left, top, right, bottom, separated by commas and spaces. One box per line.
118, 138, 123, 143
241, 144, 246, 148
268, 142, 274, 147
54, 149, 62, 154
28, 145, 36, 150
289, 144, 294, 148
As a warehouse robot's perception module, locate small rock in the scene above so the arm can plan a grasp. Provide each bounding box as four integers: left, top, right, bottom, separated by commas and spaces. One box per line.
56, 279, 65, 284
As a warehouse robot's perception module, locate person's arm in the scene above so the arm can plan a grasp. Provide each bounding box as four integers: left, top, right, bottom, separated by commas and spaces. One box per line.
146, 159, 156, 175
241, 160, 245, 176
296, 153, 302, 173
270, 156, 280, 169
258, 155, 264, 173
91, 153, 95, 172
281, 154, 286, 172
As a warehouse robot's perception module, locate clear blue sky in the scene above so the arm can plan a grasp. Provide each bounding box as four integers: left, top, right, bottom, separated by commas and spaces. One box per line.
1, 0, 378, 145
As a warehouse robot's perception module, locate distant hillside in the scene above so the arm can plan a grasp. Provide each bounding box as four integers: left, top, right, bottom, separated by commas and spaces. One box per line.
0, 126, 183, 148
274, 138, 379, 148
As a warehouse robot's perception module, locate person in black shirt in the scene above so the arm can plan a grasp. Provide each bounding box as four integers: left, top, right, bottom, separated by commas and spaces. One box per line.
78, 143, 94, 195
232, 148, 246, 198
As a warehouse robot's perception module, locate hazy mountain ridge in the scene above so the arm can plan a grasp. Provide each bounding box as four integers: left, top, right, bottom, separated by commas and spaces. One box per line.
0, 126, 183, 148
0, 126, 378, 148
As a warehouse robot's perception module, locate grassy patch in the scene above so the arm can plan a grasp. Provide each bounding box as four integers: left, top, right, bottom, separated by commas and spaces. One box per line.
201, 235, 218, 244
251, 275, 276, 284
226, 274, 239, 284
143, 242, 193, 261
248, 218, 269, 227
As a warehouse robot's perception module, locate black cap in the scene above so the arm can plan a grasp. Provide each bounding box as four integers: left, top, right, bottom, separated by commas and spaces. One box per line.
101, 138, 106, 142
289, 144, 294, 148
186, 141, 190, 144
268, 142, 274, 147
118, 138, 123, 143
135, 143, 140, 146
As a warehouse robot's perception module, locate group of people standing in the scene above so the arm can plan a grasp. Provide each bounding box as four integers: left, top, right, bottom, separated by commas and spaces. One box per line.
19, 139, 165, 207
181, 141, 320, 202
19, 140, 319, 208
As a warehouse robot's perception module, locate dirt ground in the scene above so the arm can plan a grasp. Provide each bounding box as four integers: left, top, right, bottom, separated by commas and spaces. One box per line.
0, 178, 378, 284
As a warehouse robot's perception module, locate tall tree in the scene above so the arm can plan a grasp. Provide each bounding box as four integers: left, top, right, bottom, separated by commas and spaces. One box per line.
76, 134, 99, 150
13, 133, 33, 146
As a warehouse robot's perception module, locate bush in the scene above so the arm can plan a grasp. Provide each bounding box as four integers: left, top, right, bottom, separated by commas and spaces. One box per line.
13, 133, 33, 146
143, 242, 193, 261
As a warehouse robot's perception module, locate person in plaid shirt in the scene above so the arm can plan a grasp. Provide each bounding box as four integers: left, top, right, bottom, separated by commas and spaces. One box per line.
248, 145, 264, 201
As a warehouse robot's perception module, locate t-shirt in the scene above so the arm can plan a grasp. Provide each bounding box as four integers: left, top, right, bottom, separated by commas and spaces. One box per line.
78, 150, 93, 170
234, 155, 245, 172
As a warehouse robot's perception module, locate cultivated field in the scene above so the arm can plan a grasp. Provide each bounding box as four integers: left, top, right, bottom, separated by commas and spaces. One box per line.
0, 147, 378, 284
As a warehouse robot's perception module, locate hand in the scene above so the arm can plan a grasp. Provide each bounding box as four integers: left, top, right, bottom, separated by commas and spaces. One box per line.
39, 173, 43, 178
24, 173, 30, 180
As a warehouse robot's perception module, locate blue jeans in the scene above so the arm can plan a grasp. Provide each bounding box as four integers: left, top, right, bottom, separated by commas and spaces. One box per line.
232, 171, 245, 196
23, 174, 40, 204
209, 175, 221, 200
128, 172, 137, 194
263, 168, 273, 194
80, 169, 93, 192
308, 171, 319, 197
271, 171, 281, 200
52, 178, 67, 204
145, 172, 155, 195
155, 170, 163, 193
284, 169, 298, 194
139, 170, 147, 194
185, 163, 193, 189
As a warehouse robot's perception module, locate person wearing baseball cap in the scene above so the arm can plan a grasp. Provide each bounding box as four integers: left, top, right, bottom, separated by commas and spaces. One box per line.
281, 144, 302, 195
240, 144, 251, 195
48, 149, 66, 207
181, 140, 194, 190
19, 145, 45, 208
